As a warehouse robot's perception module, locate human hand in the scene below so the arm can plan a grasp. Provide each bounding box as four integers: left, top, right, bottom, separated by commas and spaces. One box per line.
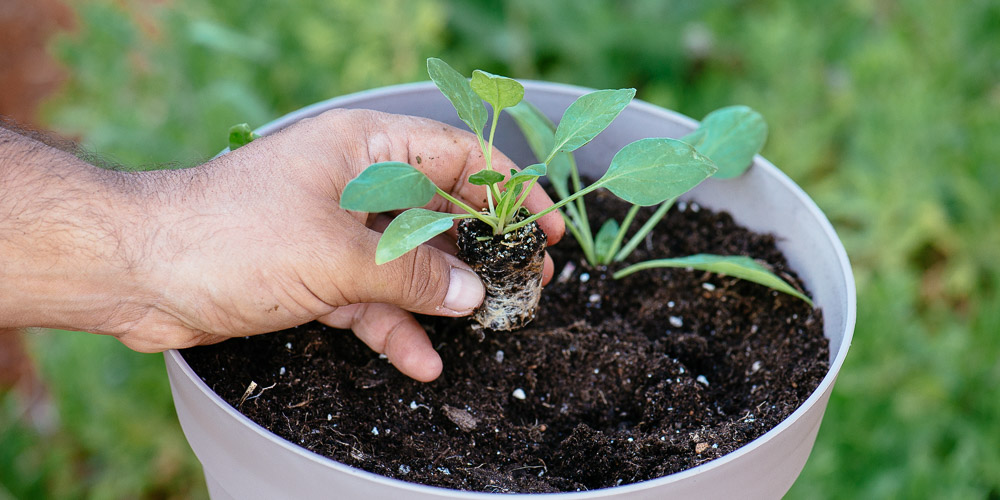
47, 110, 563, 381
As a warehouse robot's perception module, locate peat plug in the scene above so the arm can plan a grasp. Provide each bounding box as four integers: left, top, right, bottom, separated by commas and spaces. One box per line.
458, 210, 546, 331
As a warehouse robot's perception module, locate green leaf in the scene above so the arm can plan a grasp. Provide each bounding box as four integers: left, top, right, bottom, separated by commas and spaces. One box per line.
594, 219, 620, 262
595, 138, 717, 206
470, 70, 524, 111
550, 88, 635, 157
612, 254, 813, 306
427, 58, 488, 135
505, 162, 547, 188
469, 169, 505, 186
228, 123, 257, 150
375, 209, 458, 265
506, 101, 572, 198
340, 162, 436, 212
681, 105, 767, 179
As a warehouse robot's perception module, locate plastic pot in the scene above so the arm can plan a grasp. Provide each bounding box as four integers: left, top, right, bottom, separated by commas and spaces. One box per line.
164, 81, 856, 499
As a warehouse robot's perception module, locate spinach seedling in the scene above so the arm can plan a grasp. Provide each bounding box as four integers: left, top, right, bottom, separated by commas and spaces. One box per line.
340, 58, 721, 329
509, 102, 813, 306
341, 58, 718, 265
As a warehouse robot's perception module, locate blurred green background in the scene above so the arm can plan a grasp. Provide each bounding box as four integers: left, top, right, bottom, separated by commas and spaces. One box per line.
2, 0, 999, 498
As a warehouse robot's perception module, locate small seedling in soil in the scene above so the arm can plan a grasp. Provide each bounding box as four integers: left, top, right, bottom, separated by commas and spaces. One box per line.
508, 95, 813, 306
340, 59, 811, 331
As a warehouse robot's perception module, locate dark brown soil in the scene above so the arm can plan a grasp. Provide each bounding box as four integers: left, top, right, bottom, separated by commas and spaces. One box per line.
457, 208, 546, 331
182, 191, 828, 493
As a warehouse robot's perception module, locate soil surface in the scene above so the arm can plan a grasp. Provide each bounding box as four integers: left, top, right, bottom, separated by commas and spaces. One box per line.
183, 191, 828, 493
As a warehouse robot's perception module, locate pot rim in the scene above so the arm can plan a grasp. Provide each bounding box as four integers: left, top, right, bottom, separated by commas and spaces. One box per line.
167, 80, 856, 497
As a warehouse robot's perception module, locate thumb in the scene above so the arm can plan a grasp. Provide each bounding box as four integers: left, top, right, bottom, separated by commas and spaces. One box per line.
340, 230, 485, 316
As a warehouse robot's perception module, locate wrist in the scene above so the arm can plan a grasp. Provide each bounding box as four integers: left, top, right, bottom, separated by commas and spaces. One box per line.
0, 129, 155, 333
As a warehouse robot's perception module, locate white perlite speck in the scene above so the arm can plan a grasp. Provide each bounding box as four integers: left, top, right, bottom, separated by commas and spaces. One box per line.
327, 414, 332, 421
702, 282, 716, 291
667, 300, 675, 308
669, 316, 683, 327
512, 388, 527, 400
279, 366, 286, 376
398, 464, 411, 474
579, 273, 590, 283
285, 342, 292, 350
371, 426, 379, 435
588, 293, 601, 303
556, 261, 577, 283
751, 360, 762, 373
696, 375, 710, 386
495, 350, 505, 363
409, 401, 418, 410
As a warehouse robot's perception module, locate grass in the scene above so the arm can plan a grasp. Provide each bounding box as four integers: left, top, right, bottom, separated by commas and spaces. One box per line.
3, 0, 998, 497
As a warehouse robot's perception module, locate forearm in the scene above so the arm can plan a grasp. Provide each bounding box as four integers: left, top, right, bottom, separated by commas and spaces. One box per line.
0, 127, 153, 333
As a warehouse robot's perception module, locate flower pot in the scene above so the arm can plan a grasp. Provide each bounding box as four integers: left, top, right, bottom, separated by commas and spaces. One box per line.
164, 81, 855, 499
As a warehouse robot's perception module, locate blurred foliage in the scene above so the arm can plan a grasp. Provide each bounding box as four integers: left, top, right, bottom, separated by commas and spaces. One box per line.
3, 0, 999, 498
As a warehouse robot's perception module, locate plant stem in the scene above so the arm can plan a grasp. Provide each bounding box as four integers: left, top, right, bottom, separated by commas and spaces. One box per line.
602, 204, 640, 264
476, 134, 496, 215
508, 177, 537, 219
495, 191, 510, 234
486, 110, 500, 170
505, 182, 602, 232
613, 198, 675, 262
436, 188, 498, 228
560, 210, 597, 265
567, 157, 594, 259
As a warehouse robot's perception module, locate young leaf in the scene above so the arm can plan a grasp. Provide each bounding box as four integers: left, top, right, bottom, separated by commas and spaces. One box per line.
506, 101, 572, 198
681, 105, 767, 179
596, 138, 717, 206
469, 169, 506, 186
550, 88, 636, 158
505, 162, 547, 188
340, 162, 436, 212
427, 58, 488, 135
470, 70, 524, 111
228, 123, 257, 150
375, 209, 459, 265
594, 219, 620, 263
612, 254, 813, 306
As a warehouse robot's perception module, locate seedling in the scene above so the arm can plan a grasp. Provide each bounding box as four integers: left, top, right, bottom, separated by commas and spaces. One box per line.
339, 58, 811, 330
341, 58, 717, 266
509, 101, 813, 306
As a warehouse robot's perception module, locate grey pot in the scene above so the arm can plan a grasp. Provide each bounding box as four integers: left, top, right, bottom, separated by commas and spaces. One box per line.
164, 81, 856, 499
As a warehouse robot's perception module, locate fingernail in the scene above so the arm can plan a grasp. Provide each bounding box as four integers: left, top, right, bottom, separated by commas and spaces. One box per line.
444, 267, 484, 313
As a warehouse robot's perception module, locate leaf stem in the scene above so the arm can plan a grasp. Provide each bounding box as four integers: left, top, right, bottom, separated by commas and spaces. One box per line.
560, 210, 597, 265
486, 109, 500, 170
602, 204, 640, 264
614, 198, 675, 262
509, 177, 538, 219
436, 188, 497, 228
567, 156, 595, 265
475, 134, 496, 215
504, 181, 602, 232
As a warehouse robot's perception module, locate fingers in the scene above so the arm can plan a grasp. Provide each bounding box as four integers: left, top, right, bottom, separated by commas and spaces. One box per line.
332, 223, 485, 317
367, 212, 553, 286
318, 304, 442, 382
325, 110, 565, 245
